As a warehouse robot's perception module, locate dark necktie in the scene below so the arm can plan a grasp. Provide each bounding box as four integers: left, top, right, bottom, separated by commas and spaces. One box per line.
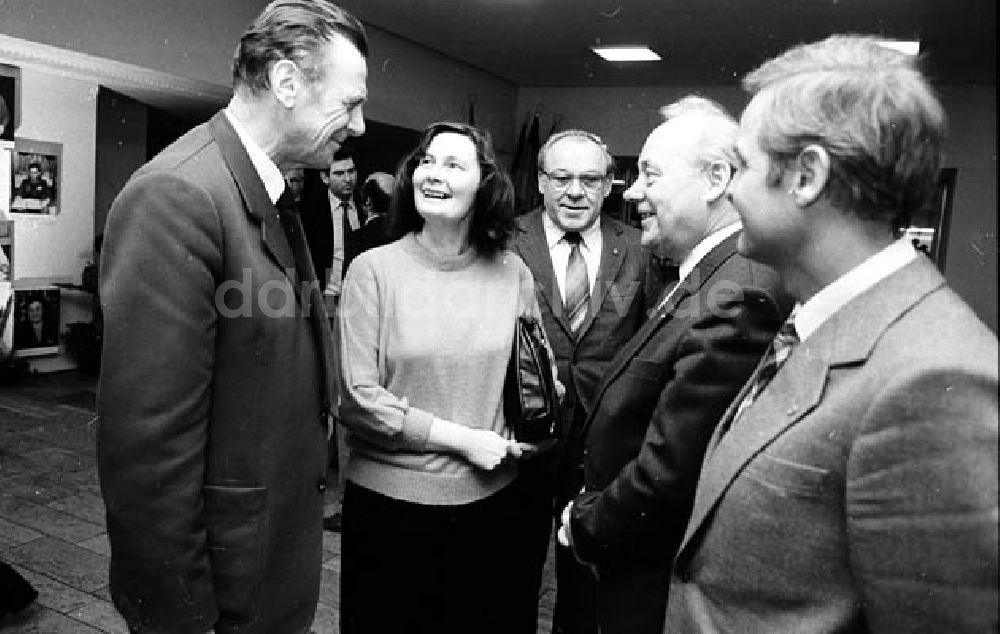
343, 200, 361, 231
563, 231, 590, 334
720, 311, 800, 436
276, 187, 335, 425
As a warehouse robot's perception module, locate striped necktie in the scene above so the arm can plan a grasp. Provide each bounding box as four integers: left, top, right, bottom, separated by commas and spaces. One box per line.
721, 310, 800, 435
563, 231, 590, 334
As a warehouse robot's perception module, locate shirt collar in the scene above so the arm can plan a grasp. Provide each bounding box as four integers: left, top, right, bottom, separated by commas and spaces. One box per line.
678, 222, 742, 281
795, 237, 918, 341
224, 108, 285, 204
542, 211, 602, 250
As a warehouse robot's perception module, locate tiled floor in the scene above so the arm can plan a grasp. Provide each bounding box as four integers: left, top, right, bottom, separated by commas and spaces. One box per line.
0, 371, 557, 633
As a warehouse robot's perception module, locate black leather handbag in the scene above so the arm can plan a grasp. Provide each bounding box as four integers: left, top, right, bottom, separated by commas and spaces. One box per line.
503, 315, 560, 443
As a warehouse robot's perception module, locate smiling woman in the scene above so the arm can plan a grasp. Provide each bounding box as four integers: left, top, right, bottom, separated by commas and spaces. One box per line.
336, 121, 561, 633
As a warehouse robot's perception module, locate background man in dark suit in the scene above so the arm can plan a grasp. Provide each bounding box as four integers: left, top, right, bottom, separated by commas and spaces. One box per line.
557, 97, 791, 634
97, 2, 367, 631
510, 129, 656, 634
665, 35, 998, 633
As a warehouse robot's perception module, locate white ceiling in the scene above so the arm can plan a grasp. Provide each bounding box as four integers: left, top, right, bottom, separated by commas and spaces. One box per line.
337, 0, 996, 86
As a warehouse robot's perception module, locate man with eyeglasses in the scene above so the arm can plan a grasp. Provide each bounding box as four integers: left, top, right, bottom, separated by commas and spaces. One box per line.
555, 96, 791, 633
510, 129, 658, 634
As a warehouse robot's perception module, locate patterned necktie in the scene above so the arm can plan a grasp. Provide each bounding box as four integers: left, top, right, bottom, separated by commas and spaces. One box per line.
723, 311, 800, 433
563, 231, 590, 334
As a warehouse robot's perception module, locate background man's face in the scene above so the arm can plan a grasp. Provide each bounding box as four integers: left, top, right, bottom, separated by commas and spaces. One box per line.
28, 167, 41, 182
538, 138, 610, 233
325, 158, 357, 200
284, 168, 305, 200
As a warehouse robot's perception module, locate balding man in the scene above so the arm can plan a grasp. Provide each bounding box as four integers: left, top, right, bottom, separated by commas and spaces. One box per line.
558, 97, 791, 634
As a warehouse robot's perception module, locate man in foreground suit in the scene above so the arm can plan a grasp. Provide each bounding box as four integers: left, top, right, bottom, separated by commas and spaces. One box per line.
510, 129, 655, 634
556, 97, 790, 634
665, 35, 998, 632
97, 2, 367, 631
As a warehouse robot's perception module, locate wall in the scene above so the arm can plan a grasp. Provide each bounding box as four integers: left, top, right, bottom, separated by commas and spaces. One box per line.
1, 64, 96, 371
1, 2, 518, 155
95, 88, 147, 241
519, 84, 997, 331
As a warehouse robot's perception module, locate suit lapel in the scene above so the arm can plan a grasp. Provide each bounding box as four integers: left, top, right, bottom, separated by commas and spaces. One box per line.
209, 113, 302, 303
580, 236, 739, 437
676, 256, 948, 557
516, 210, 569, 330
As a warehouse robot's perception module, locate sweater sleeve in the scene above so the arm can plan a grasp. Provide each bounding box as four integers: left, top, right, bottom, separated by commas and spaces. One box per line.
337, 254, 435, 452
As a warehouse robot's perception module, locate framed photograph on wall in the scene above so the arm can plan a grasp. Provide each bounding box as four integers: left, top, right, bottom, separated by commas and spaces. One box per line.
12, 286, 60, 357
0, 219, 11, 281
10, 138, 61, 215
0, 64, 19, 144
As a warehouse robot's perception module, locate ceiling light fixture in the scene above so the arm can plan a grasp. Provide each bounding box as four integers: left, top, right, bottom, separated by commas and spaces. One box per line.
876, 40, 920, 55
591, 45, 661, 62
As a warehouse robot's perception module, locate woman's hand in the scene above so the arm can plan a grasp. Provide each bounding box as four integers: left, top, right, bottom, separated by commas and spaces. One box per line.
460, 428, 515, 470
426, 418, 515, 471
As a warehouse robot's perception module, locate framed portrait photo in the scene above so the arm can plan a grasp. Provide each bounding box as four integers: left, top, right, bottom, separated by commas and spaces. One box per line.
12, 286, 60, 357
0, 64, 18, 144
11, 138, 61, 215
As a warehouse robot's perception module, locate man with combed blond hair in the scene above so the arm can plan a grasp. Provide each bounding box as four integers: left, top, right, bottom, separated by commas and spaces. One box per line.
665, 35, 998, 633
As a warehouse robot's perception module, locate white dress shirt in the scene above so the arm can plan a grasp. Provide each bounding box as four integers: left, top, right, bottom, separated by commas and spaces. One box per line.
223, 108, 283, 204
657, 222, 743, 311
542, 212, 603, 304
325, 192, 350, 297
794, 237, 918, 342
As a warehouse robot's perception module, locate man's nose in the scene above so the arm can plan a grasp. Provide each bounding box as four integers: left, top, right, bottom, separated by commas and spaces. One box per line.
564, 178, 586, 197
623, 180, 643, 201
348, 108, 365, 137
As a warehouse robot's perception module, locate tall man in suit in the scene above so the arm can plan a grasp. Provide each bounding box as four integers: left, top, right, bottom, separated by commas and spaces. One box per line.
665, 35, 998, 633
510, 129, 656, 634
556, 97, 790, 634
97, 2, 367, 631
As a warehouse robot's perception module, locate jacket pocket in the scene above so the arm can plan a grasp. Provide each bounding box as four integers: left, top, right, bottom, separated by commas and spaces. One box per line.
203, 484, 267, 622
624, 357, 665, 382
745, 453, 833, 499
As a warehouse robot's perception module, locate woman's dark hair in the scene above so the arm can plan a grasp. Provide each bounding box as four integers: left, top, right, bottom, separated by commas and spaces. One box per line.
387, 122, 515, 255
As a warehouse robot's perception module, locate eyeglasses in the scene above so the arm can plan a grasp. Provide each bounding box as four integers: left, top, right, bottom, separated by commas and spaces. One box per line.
542, 171, 607, 192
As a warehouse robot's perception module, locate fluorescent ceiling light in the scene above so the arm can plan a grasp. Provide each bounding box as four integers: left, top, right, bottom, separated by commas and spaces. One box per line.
877, 40, 920, 55
592, 46, 661, 62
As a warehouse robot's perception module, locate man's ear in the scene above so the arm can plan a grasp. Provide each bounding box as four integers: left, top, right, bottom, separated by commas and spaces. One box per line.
270, 59, 299, 109
536, 172, 546, 196
702, 161, 733, 204
790, 144, 830, 206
